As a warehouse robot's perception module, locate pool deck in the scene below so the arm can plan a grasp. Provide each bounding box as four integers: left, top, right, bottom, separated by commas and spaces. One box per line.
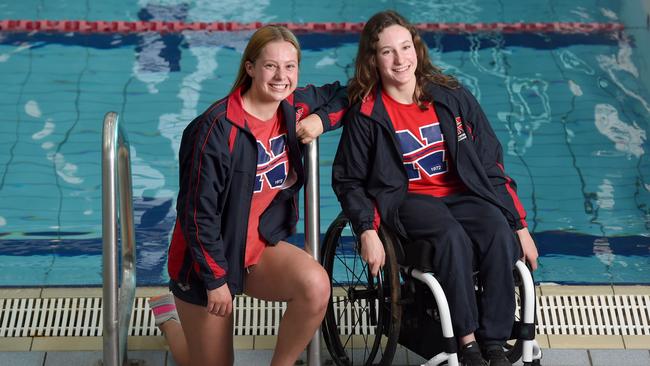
1, 285, 649, 365
1, 348, 649, 366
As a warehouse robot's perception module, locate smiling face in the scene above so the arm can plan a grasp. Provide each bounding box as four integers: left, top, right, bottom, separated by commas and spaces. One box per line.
245, 40, 299, 104
375, 24, 417, 94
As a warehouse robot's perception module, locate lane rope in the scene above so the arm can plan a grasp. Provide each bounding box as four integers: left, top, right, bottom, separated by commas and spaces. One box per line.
0, 20, 625, 34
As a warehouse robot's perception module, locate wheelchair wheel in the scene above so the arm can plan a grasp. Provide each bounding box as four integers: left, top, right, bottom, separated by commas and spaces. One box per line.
505, 267, 531, 363
321, 213, 402, 366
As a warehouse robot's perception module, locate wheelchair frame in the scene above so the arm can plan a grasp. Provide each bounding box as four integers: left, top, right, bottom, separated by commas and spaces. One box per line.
321, 212, 543, 366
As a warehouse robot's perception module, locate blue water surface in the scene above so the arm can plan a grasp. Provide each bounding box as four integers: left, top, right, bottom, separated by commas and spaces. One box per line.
0, 0, 648, 286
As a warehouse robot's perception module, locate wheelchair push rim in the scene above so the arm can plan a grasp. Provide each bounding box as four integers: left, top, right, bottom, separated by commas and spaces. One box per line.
321, 213, 402, 366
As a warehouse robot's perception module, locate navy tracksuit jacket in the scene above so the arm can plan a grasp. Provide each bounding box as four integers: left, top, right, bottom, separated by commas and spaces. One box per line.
332, 82, 528, 343
332, 82, 528, 238
168, 83, 346, 295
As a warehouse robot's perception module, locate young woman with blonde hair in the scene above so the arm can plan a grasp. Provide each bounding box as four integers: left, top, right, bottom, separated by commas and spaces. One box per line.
150, 24, 346, 366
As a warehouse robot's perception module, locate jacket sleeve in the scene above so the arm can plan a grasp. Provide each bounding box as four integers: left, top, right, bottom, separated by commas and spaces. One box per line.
460, 87, 528, 230
332, 110, 377, 235
293, 82, 348, 132
176, 115, 231, 290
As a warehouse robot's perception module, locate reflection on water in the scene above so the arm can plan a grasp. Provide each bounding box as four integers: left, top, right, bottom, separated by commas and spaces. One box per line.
0, 0, 648, 286
594, 103, 646, 159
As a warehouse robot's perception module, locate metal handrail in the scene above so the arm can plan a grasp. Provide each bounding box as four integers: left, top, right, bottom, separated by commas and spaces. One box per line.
101, 111, 137, 366
304, 139, 322, 366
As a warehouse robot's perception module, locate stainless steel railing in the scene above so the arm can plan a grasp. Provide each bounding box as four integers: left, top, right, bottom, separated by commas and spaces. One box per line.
304, 139, 322, 366
101, 111, 137, 366
101, 112, 319, 365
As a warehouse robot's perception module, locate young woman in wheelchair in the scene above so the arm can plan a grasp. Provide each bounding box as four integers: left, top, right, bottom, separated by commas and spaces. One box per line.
332, 10, 539, 366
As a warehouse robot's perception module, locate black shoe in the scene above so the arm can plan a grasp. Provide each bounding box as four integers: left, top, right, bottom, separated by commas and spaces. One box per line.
459, 341, 488, 366
483, 345, 512, 366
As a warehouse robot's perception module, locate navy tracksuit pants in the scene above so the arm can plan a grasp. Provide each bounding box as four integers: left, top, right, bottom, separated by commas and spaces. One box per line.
397, 193, 520, 345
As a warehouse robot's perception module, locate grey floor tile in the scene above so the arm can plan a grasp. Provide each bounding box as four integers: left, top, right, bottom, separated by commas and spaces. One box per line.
234, 349, 274, 366
405, 349, 428, 365
513, 353, 544, 365
349, 348, 377, 364
392, 346, 409, 365
534, 349, 591, 366
43, 351, 165, 366
0, 352, 45, 366
127, 350, 166, 366
44, 351, 102, 366
4, 349, 648, 366
165, 349, 302, 366
166, 351, 178, 366
590, 349, 650, 366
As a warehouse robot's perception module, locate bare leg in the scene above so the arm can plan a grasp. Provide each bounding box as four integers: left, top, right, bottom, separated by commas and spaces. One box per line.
149, 294, 190, 366
175, 295, 234, 366
157, 317, 189, 366
244, 241, 330, 366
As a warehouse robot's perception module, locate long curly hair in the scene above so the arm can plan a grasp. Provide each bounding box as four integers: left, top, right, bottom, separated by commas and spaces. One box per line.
348, 10, 458, 107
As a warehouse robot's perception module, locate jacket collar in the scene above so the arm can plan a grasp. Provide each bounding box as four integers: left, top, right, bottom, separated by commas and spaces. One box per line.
358, 86, 393, 131
359, 83, 459, 121
226, 86, 302, 180
226, 86, 246, 129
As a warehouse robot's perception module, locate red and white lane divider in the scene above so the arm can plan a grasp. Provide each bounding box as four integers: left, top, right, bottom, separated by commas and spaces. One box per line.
0, 20, 624, 34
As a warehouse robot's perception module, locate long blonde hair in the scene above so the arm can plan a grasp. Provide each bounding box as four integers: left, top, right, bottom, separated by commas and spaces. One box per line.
348, 10, 458, 107
230, 25, 302, 94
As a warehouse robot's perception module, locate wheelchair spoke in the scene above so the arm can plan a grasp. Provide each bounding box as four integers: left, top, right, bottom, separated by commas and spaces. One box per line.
351, 243, 360, 287
362, 332, 371, 363
334, 299, 349, 327
322, 214, 401, 366
334, 253, 367, 286
340, 303, 375, 357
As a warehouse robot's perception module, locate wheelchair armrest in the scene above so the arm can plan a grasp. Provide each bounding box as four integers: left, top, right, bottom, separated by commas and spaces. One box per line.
514, 260, 537, 326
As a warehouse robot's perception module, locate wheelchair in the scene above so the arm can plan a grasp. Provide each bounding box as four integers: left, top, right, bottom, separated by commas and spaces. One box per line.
321, 212, 543, 366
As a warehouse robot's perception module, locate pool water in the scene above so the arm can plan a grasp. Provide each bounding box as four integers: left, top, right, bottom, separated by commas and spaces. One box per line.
0, 0, 648, 286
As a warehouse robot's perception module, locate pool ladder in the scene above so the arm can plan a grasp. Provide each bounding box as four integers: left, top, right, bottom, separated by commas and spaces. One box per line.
98, 111, 325, 365
101, 111, 139, 366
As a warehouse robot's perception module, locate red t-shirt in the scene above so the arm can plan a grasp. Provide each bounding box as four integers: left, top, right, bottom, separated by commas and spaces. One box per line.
382, 90, 466, 197
244, 110, 291, 267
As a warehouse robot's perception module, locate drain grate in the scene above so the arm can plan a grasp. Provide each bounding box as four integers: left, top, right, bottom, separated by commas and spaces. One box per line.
0, 296, 287, 337
1, 294, 648, 337
537, 295, 650, 336
1, 297, 104, 337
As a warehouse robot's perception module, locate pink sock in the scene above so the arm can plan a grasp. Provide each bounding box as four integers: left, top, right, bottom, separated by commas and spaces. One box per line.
148, 293, 179, 326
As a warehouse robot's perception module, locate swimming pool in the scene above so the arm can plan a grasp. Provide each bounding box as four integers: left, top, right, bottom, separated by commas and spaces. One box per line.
0, 0, 648, 286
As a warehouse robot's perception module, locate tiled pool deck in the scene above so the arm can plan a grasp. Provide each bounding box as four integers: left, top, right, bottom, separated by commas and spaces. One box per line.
1, 285, 649, 365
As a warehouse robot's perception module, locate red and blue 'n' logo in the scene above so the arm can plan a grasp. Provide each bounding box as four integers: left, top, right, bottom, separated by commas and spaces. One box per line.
254, 134, 287, 192
396, 123, 448, 181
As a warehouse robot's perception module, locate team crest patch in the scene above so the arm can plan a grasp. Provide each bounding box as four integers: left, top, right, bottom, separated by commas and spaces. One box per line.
455, 117, 467, 141
295, 106, 304, 121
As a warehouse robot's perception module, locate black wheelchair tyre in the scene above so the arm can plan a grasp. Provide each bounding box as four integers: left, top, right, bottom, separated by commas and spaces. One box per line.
321, 213, 402, 366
